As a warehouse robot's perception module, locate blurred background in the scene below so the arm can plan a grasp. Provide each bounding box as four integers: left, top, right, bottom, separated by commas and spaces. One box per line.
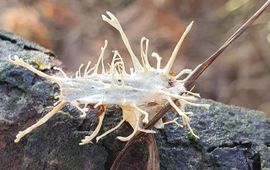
0, 0, 269, 113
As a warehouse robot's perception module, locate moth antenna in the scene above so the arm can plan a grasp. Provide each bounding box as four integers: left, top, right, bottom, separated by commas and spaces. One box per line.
163, 21, 193, 75
15, 100, 67, 143
9, 55, 60, 83
102, 11, 143, 71
184, 0, 270, 87
151, 52, 162, 70
93, 40, 108, 75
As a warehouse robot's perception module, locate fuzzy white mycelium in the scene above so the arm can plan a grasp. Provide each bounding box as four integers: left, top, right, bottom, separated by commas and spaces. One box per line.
9, 11, 209, 145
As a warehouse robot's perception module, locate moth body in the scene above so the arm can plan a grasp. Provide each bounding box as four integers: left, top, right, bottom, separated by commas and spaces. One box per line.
9, 11, 209, 145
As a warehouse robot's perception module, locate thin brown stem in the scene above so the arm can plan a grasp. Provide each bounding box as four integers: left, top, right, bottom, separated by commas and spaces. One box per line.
184, 0, 270, 87
111, 1, 270, 169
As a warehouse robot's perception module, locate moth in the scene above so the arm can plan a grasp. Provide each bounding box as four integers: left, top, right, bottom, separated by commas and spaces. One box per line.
9, 0, 270, 145
9, 11, 209, 145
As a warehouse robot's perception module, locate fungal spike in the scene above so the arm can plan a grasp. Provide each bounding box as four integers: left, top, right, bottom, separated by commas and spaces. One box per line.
187, 123, 199, 139
184, 90, 201, 98
93, 40, 108, 75
159, 90, 197, 101
151, 52, 162, 70
15, 100, 67, 143
140, 37, 151, 70
8, 55, 60, 83
175, 69, 192, 80
110, 52, 117, 86
79, 110, 105, 145
163, 117, 183, 127
102, 11, 143, 72
77, 64, 84, 78
96, 119, 125, 142
110, 50, 120, 72
53, 67, 69, 79
140, 37, 148, 73
84, 61, 92, 77
163, 21, 193, 75
75, 71, 79, 78
179, 99, 210, 109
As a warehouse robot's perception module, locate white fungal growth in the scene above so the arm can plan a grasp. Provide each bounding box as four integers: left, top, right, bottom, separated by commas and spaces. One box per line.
9, 11, 209, 145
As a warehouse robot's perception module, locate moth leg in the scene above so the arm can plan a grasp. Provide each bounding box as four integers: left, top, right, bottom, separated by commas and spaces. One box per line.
79, 106, 106, 145
15, 100, 67, 143
166, 96, 199, 138
163, 118, 183, 127
133, 104, 149, 124
76, 106, 87, 118
117, 123, 138, 141
96, 119, 125, 142
73, 101, 88, 118
117, 106, 155, 141
116, 106, 138, 141
132, 104, 155, 133
154, 119, 165, 129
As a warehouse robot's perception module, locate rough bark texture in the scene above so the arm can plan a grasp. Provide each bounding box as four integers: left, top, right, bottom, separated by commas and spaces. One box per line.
0, 30, 269, 170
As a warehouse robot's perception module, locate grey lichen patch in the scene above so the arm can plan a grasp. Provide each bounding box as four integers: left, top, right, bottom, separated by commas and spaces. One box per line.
0, 30, 57, 124
0, 29, 54, 56
22, 113, 107, 170
160, 99, 270, 169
